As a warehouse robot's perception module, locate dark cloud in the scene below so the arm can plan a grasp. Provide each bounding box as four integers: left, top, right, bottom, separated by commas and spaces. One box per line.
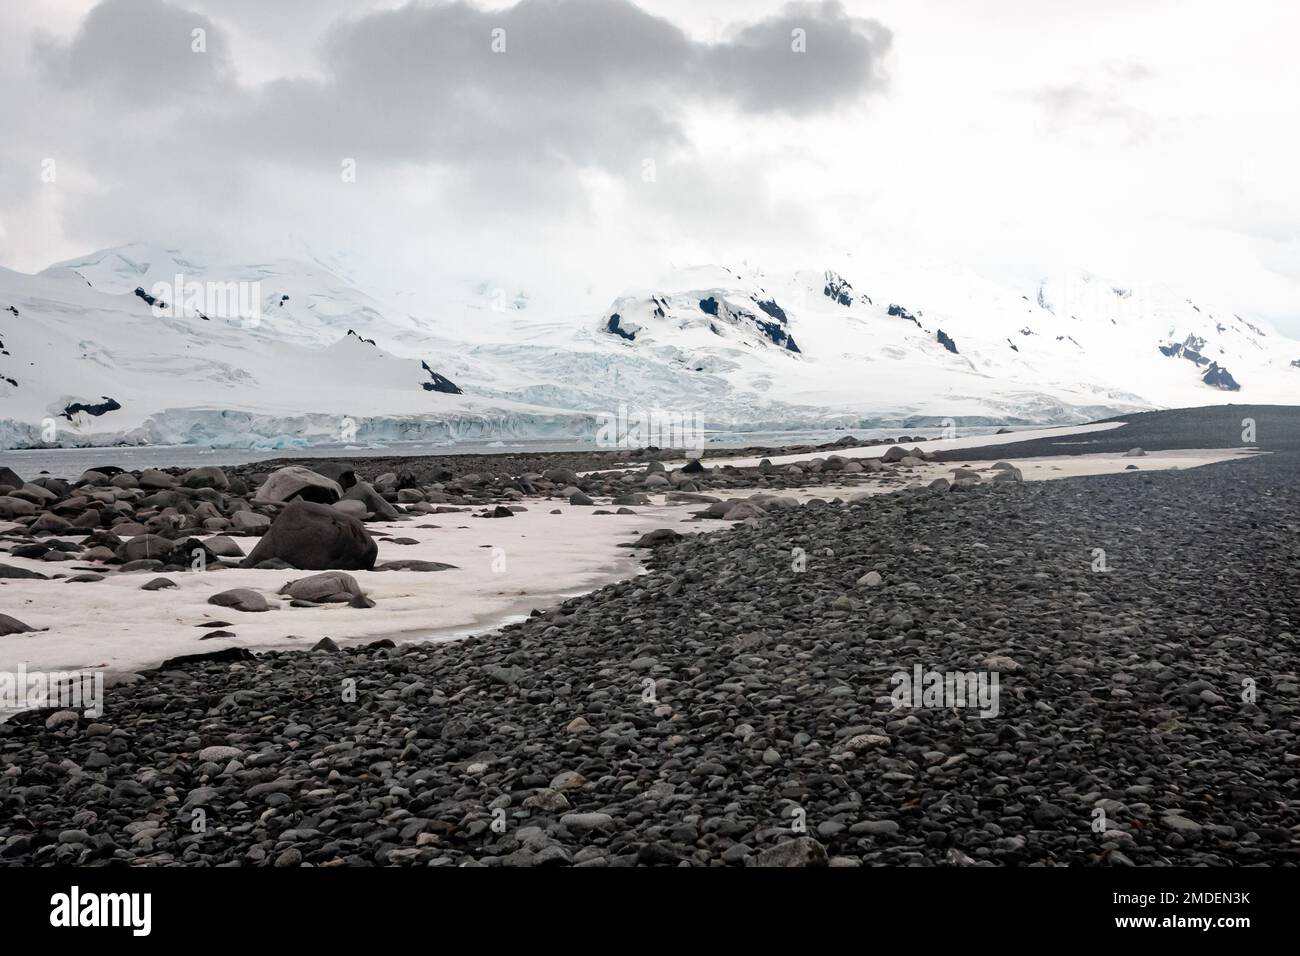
709, 1, 893, 114
35, 0, 232, 102
9, 0, 891, 276
36, 0, 890, 173
242, 0, 880, 181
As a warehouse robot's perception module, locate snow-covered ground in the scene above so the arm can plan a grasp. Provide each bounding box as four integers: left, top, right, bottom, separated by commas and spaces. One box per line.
0, 444, 1255, 691
0, 501, 705, 678
718, 448, 1259, 499
3, 243, 1298, 451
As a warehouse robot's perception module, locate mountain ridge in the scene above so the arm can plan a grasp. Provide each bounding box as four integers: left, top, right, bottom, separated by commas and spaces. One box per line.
2, 242, 1296, 450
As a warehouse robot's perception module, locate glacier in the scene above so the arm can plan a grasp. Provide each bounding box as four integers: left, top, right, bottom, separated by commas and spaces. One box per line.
2, 242, 1297, 451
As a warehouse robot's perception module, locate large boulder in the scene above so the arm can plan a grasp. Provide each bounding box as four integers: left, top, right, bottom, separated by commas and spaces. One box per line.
158, 647, 254, 669
722, 501, 766, 521
204, 535, 245, 558
207, 588, 271, 612
169, 537, 220, 568
332, 499, 368, 520
278, 571, 367, 603
79, 528, 122, 548
181, 466, 230, 490
630, 528, 683, 548
254, 466, 343, 504
138, 468, 177, 490
310, 462, 358, 490
0, 466, 23, 490
0, 564, 48, 580
138, 489, 186, 510
30, 477, 71, 497
241, 499, 377, 571
543, 468, 580, 485
0, 496, 37, 519
116, 534, 178, 564
374, 559, 456, 572
342, 481, 400, 520
0, 613, 40, 635
30, 512, 74, 534
230, 511, 271, 535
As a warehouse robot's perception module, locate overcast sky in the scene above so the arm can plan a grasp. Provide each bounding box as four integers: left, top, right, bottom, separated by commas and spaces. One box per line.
2, 0, 1298, 333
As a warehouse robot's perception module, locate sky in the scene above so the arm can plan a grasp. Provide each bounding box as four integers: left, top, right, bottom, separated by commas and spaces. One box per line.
2, 0, 1298, 334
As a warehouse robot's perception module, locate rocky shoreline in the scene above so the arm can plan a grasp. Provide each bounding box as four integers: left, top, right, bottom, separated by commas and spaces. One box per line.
228, 431, 945, 488
1, 408, 1296, 866
0, 437, 945, 624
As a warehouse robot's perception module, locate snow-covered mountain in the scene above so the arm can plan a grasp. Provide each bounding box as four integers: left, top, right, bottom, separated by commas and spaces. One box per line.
1, 242, 1296, 450
0, 245, 591, 449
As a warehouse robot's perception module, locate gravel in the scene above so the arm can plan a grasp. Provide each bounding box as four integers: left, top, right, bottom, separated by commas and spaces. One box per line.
1, 408, 1297, 866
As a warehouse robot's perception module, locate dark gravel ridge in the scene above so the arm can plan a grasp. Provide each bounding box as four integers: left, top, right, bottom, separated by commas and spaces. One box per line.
227, 404, 1298, 484
226, 436, 939, 487
2, 449, 1297, 866
932, 403, 1298, 462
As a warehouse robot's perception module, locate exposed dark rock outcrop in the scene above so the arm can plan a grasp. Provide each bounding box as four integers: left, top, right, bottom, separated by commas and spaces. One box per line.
604, 314, 637, 341
61, 397, 121, 420
1202, 362, 1241, 391
700, 296, 799, 353
133, 287, 163, 309
1159, 337, 1241, 390
1238, 315, 1267, 337
937, 329, 959, 354
420, 360, 463, 395
888, 303, 921, 328
823, 271, 871, 307
754, 316, 799, 353
755, 299, 787, 323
